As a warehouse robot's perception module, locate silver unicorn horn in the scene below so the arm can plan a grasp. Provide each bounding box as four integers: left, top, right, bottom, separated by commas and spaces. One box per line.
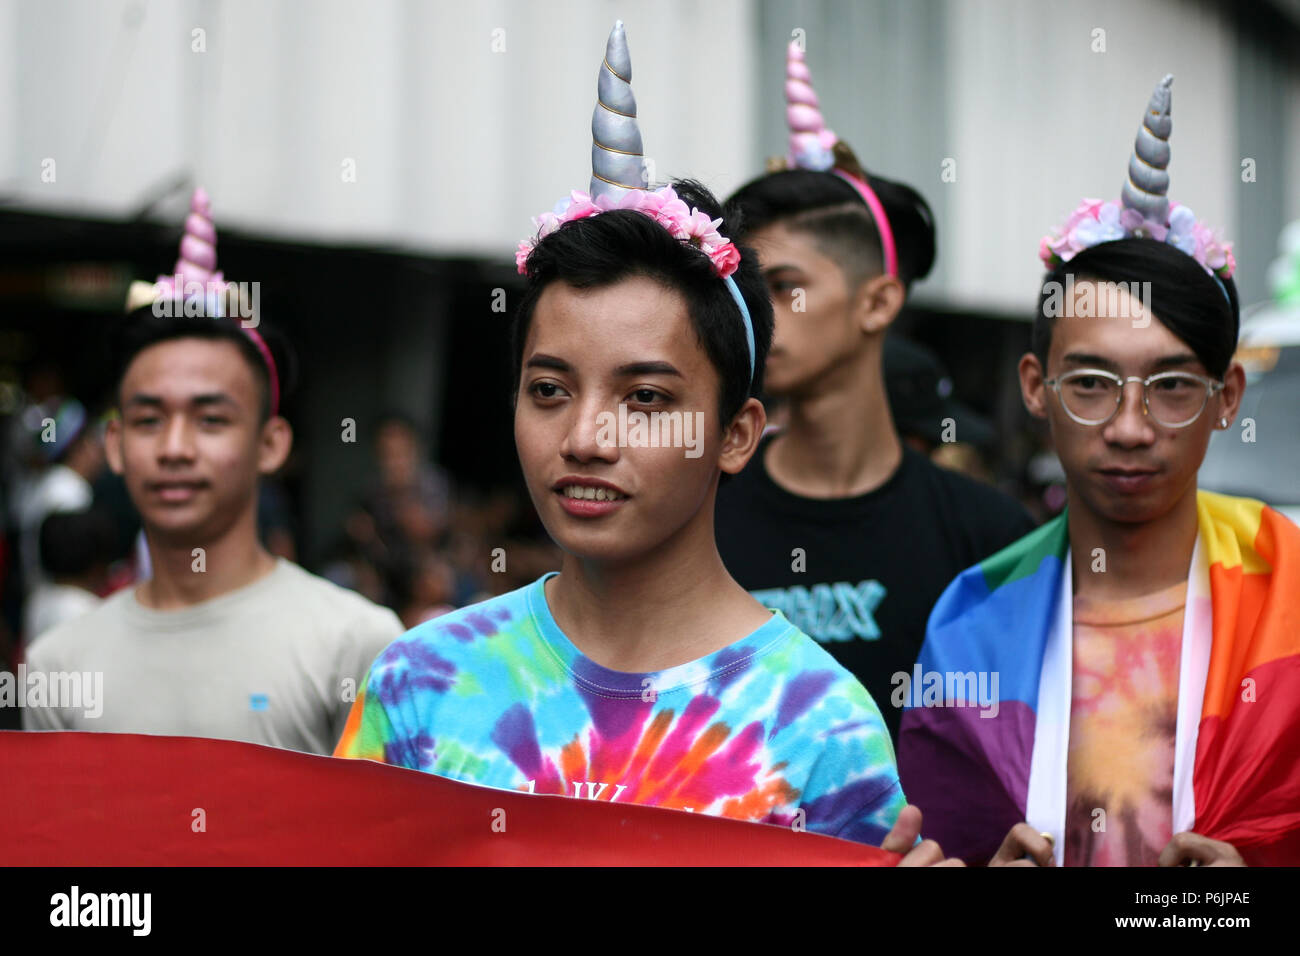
590, 20, 645, 201
1120, 74, 1174, 224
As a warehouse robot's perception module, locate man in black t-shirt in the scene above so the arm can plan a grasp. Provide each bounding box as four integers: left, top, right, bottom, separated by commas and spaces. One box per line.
719, 164, 1034, 745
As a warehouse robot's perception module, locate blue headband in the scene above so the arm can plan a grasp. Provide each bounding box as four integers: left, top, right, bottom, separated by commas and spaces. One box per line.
723, 274, 756, 383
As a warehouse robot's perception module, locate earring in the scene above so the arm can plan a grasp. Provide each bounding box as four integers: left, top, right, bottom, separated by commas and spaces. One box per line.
1219, 417, 1229, 428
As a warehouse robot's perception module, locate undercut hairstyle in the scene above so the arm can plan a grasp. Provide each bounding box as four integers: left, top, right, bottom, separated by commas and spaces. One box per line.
512, 178, 774, 426
1033, 238, 1240, 379
110, 308, 297, 423
724, 168, 937, 292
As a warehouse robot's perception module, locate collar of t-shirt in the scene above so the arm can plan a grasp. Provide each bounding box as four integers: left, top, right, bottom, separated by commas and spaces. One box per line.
121, 558, 292, 632
734, 433, 920, 521
526, 571, 798, 698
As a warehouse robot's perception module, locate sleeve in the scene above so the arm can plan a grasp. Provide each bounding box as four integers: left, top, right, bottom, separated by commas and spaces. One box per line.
329, 606, 405, 747
332, 667, 399, 762
332, 632, 432, 770
798, 685, 909, 847
19, 638, 69, 730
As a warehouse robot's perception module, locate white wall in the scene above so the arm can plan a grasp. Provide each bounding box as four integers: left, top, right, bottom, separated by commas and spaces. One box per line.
941, 0, 1237, 312
3, 0, 1296, 312
0, 0, 757, 255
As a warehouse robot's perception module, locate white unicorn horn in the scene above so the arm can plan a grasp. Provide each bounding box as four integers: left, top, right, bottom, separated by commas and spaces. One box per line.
590, 20, 645, 201
1120, 74, 1174, 223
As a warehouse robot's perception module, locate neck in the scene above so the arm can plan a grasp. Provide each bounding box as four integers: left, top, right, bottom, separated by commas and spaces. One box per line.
546, 492, 768, 672
767, 347, 902, 498
1068, 483, 1200, 601
137, 501, 276, 610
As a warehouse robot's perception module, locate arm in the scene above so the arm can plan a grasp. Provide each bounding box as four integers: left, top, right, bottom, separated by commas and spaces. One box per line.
19, 639, 70, 730
330, 607, 405, 749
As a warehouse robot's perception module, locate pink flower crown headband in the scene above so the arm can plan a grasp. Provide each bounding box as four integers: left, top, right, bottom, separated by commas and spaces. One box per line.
514, 21, 755, 380
123, 187, 281, 416
1039, 75, 1236, 298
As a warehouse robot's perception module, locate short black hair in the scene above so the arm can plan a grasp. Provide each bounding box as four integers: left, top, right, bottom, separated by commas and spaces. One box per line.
1033, 238, 1240, 378
512, 178, 774, 425
724, 168, 937, 291
38, 508, 116, 578
111, 307, 297, 423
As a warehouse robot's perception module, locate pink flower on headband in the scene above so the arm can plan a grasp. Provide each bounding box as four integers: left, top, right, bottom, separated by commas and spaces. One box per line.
516, 184, 742, 279
1040, 197, 1234, 279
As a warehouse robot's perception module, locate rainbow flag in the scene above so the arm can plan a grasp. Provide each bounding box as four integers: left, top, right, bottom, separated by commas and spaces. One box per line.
897, 490, 1300, 865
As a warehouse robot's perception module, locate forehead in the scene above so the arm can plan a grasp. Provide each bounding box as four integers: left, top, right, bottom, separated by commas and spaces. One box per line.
527, 276, 709, 373
121, 337, 258, 403
747, 221, 833, 269
1049, 281, 1195, 367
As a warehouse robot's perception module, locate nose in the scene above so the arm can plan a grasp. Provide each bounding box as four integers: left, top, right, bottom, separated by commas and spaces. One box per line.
558, 396, 621, 465
1102, 379, 1156, 448
158, 413, 197, 464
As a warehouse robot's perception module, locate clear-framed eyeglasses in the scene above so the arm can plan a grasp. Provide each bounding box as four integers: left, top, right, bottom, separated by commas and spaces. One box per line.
1043, 368, 1226, 428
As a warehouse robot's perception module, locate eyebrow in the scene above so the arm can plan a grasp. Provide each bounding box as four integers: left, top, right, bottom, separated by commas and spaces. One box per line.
1061, 352, 1201, 371
762, 264, 802, 277
524, 355, 683, 378
124, 393, 238, 409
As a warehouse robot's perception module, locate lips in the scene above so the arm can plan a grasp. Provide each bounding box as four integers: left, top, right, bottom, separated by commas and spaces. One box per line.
551, 476, 629, 517
1097, 467, 1159, 494
149, 480, 208, 503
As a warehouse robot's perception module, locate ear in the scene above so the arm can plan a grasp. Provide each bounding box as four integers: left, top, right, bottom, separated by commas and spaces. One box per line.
718, 397, 767, 476
257, 416, 293, 476
1019, 351, 1049, 420
104, 415, 125, 475
853, 273, 906, 336
1215, 360, 1246, 430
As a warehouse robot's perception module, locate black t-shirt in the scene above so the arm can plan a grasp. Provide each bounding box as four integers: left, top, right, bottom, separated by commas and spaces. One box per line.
715, 437, 1037, 745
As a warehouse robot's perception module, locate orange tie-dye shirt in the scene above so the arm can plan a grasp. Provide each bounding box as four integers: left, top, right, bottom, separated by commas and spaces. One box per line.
1064, 581, 1186, 867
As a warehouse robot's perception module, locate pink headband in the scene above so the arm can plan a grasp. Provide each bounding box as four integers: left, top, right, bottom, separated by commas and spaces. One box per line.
832, 170, 899, 280
241, 325, 280, 418
786, 43, 899, 280
125, 188, 282, 417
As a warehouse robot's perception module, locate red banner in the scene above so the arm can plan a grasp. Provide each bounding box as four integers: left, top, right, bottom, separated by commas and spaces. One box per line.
0, 731, 900, 866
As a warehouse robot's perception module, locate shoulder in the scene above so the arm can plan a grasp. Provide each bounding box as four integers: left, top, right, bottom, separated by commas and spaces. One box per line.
764, 618, 888, 721
272, 561, 403, 640
25, 588, 134, 664
906, 450, 1036, 541
369, 581, 535, 671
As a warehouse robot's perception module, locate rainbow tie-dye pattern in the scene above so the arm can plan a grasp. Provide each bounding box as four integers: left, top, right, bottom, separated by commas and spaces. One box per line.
898, 490, 1300, 865
335, 573, 906, 845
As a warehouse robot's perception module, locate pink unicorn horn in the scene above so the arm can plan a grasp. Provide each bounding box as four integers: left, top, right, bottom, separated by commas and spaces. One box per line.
124, 187, 227, 311
785, 41, 838, 171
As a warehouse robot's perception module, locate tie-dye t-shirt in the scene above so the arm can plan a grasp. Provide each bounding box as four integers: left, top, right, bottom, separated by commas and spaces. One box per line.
335, 573, 907, 846
1064, 581, 1186, 866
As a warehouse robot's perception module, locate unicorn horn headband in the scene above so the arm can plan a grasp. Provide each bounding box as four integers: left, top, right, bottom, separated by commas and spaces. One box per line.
516, 21, 755, 381
124, 187, 281, 416
783, 42, 899, 280
1040, 75, 1235, 288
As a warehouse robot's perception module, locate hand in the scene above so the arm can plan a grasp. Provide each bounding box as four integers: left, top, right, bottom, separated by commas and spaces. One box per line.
1159, 831, 1245, 867
883, 804, 966, 867
989, 822, 1056, 866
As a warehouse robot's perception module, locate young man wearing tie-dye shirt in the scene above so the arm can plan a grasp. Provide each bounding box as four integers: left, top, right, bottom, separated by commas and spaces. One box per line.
336, 172, 954, 863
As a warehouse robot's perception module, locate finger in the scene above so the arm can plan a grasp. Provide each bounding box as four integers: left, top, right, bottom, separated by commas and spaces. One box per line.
1158, 831, 1202, 867
897, 839, 945, 867
991, 823, 1054, 866
880, 804, 924, 855
932, 857, 967, 867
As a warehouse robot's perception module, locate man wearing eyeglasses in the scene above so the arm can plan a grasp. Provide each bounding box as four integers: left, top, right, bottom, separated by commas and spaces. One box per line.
896, 242, 1300, 867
